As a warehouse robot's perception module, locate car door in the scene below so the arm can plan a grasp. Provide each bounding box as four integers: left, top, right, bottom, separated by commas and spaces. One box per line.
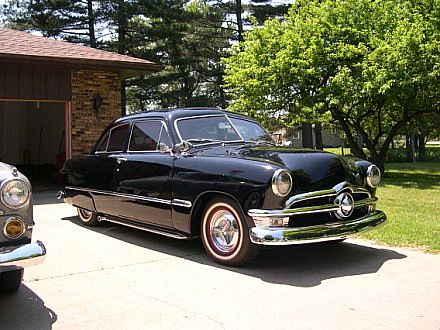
111, 119, 175, 228
91, 123, 131, 216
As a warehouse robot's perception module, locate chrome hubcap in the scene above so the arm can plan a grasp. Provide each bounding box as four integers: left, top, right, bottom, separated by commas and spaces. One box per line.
209, 209, 239, 254
79, 209, 92, 220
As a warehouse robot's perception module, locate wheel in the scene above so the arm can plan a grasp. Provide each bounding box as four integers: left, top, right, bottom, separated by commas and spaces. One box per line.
201, 197, 258, 266
0, 268, 23, 294
77, 208, 100, 226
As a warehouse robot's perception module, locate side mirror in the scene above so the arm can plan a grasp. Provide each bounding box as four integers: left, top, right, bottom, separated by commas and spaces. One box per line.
158, 143, 175, 157
175, 140, 193, 153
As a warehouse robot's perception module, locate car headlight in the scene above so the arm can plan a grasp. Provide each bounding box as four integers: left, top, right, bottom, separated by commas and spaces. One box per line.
1, 179, 31, 209
366, 165, 381, 188
272, 169, 293, 197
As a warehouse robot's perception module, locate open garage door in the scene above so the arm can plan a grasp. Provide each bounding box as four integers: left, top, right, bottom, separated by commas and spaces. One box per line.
0, 101, 67, 189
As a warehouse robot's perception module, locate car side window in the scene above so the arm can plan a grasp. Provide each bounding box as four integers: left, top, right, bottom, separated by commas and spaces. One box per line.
96, 132, 109, 152
107, 124, 129, 152
129, 121, 164, 151
158, 124, 173, 148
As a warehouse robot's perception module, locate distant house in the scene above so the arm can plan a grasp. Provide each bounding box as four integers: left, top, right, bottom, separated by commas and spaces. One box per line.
0, 28, 160, 179
272, 124, 344, 148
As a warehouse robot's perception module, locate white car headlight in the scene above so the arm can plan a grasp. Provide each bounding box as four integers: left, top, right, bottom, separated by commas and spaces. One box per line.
272, 169, 293, 197
366, 165, 381, 188
1, 179, 31, 209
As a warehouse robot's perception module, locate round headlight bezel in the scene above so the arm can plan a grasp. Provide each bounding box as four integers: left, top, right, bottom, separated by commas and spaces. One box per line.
272, 169, 293, 197
3, 216, 26, 239
1, 178, 31, 209
366, 165, 381, 188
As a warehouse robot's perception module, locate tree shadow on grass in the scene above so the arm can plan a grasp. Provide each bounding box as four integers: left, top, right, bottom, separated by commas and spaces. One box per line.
62, 215, 407, 288
0, 284, 57, 329
381, 171, 440, 189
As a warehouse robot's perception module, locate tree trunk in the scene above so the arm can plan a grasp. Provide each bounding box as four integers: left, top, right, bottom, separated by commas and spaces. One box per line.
405, 133, 411, 161
418, 134, 426, 161
314, 123, 323, 150
87, 0, 96, 48
235, 0, 244, 43
301, 123, 313, 148
117, 0, 127, 116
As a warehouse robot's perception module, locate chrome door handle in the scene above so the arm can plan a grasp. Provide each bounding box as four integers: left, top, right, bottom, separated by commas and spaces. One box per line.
116, 157, 127, 164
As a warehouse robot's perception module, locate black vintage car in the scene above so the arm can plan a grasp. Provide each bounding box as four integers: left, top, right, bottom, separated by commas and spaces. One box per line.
0, 163, 46, 293
60, 108, 386, 266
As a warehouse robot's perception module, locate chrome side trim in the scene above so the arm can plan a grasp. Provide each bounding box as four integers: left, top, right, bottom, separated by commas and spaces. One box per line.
172, 199, 193, 208
249, 210, 386, 245
0, 241, 46, 267
65, 186, 172, 205
97, 216, 191, 240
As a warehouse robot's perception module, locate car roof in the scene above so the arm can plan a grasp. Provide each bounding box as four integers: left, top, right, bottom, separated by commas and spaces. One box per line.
114, 107, 253, 124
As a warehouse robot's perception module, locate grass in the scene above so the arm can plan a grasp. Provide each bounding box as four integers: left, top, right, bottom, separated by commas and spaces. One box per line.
361, 162, 440, 253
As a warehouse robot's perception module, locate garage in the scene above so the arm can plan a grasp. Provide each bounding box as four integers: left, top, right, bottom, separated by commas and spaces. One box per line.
0, 28, 159, 187
0, 101, 66, 186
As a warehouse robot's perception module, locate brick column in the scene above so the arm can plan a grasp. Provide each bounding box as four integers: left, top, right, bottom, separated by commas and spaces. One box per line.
70, 70, 121, 156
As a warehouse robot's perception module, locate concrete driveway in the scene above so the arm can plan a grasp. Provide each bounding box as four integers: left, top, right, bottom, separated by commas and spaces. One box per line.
1, 191, 439, 329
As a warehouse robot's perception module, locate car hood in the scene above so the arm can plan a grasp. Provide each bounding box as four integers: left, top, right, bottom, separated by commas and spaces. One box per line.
191, 145, 349, 192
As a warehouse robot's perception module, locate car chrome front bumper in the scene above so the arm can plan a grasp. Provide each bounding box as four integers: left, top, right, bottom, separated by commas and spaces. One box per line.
249, 210, 386, 245
0, 241, 46, 268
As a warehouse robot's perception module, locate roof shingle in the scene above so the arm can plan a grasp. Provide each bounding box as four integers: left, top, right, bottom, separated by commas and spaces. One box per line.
0, 28, 160, 72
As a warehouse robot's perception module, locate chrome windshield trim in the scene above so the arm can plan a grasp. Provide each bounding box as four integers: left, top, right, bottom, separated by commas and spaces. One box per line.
225, 115, 245, 141
65, 186, 172, 205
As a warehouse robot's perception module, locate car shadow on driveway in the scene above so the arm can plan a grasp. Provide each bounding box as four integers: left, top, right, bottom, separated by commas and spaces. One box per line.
0, 284, 57, 329
63, 215, 407, 288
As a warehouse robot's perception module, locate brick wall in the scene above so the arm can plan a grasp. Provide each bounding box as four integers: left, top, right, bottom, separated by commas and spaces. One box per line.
70, 70, 121, 156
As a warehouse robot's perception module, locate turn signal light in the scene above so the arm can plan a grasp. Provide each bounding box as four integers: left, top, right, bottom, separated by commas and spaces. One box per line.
3, 217, 25, 239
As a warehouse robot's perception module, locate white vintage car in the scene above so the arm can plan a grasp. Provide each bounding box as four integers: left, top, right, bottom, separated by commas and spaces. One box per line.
0, 162, 46, 293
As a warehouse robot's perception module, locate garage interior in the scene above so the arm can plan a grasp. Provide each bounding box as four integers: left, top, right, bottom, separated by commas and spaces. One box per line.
0, 101, 66, 188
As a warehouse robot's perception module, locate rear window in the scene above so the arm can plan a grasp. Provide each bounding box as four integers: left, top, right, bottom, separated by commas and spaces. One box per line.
96, 132, 109, 152
107, 124, 129, 152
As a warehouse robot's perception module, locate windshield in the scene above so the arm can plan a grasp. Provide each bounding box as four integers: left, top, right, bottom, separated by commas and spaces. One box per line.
176, 115, 275, 145
229, 117, 275, 144
176, 116, 242, 144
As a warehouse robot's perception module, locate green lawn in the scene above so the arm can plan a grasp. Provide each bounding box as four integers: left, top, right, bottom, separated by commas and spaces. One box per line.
361, 162, 440, 253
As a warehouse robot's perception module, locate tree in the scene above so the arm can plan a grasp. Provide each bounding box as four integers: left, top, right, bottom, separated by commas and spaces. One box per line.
1, 0, 102, 47
124, 0, 232, 110
223, 0, 440, 171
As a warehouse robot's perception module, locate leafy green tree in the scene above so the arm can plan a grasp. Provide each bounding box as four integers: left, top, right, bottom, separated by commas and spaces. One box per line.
224, 0, 440, 170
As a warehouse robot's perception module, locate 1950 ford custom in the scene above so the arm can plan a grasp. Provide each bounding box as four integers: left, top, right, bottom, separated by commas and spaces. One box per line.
60, 108, 386, 266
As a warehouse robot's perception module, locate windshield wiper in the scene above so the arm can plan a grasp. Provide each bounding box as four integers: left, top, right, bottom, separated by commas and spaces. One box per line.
245, 140, 275, 146
186, 138, 222, 143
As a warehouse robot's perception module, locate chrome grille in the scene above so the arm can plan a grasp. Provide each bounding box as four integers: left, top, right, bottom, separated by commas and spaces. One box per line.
248, 181, 376, 219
